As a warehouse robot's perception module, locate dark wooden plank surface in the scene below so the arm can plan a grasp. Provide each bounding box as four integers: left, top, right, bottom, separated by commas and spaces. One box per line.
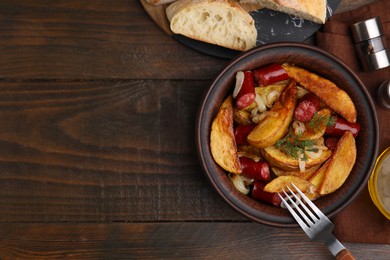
0, 0, 389, 259
1, 223, 390, 260
0, 0, 225, 80
0, 79, 246, 222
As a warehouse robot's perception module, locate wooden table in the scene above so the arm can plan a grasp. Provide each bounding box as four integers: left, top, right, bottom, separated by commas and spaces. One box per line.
0, 0, 389, 259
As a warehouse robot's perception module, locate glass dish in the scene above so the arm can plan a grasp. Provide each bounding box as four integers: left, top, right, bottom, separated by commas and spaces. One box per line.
368, 147, 390, 220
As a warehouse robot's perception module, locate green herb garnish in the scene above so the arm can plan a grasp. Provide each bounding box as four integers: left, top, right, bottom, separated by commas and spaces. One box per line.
275, 131, 316, 161
308, 112, 336, 133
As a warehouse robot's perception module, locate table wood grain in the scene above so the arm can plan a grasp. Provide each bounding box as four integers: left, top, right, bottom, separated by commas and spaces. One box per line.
0, 0, 389, 259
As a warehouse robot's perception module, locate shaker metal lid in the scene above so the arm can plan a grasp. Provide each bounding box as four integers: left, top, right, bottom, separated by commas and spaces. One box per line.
351, 17, 384, 42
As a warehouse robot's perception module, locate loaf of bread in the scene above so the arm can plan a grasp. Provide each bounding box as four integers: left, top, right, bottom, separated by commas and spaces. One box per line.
240, 0, 326, 24
166, 0, 258, 51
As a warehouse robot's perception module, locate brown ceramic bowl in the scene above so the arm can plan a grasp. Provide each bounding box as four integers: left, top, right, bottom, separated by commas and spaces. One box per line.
196, 42, 379, 227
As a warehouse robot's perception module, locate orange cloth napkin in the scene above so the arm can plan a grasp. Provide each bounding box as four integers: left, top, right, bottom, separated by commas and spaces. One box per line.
316, 0, 390, 244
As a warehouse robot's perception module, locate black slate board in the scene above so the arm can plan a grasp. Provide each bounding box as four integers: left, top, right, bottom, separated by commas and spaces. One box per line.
173, 0, 341, 59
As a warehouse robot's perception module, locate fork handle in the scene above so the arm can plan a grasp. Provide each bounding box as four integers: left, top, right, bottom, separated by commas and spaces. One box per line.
336, 249, 355, 260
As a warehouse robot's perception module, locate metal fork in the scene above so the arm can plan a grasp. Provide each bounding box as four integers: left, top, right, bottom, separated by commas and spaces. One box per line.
278, 183, 355, 260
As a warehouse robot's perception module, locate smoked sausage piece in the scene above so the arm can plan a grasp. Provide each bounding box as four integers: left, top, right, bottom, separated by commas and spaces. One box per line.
325, 115, 360, 138
294, 100, 317, 122
234, 125, 255, 145
250, 181, 281, 207
294, 93, 320, 122
240, 157, 270, 181
235, 71, 256, 110
253, 64, 289, 86
324, 137, 339, 150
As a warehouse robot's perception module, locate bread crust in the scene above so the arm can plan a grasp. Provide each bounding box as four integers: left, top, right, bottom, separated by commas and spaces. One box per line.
166, 0, 257, 51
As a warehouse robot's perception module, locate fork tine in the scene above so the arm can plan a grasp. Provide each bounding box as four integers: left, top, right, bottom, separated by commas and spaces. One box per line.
285, 185, 319, 224
282, 187, 316, 227
277, 192, 310, 231
290, 182, 325, 219
278, 190, 315, 229
280, 183, 353, 259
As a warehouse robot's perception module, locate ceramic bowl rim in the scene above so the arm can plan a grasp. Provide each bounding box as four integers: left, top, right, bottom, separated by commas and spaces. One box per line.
195, 42, 379, 227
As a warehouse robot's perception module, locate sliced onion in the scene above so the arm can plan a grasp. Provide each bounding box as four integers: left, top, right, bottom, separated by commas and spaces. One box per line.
256, 112, 268, 123
229, 174, 252, 195
305, 149, 323, 159
313, 144, 328, 151
297, 86, 309, 98
252, 116, 259, 124
251, 107, 259, 117
250, 107, 260, 123
260, 92, 268, 107
233, 71, 244, 98
237, 151, 261, 162
308, 185, 317, 195
241, 175, 255, 185
293, 120, 306, 135
298, 158, 306, 172
255, 93, 267, 113
266, 90, 280, 107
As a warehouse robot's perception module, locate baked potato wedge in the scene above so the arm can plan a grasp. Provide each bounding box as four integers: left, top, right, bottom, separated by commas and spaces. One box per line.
308, 159, 330, 188
264, 175, 320, 201
244, 82, 288, 112
255, 82, 288, 108
210, 96, 242, 174
262, 145, 332, 171
283, 64, 357, 123
319, 131, 357, 195
272, 165, 320, 180
247, 81, 297, 148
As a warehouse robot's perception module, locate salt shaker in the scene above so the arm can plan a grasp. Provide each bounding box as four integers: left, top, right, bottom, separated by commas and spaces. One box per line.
377, 80, 390, 110
350, 17, 390, 71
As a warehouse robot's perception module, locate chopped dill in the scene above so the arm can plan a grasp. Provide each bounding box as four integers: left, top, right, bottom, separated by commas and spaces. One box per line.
326, 115, 337, 127
308, 112, 336, 133
275, 131, 316, 161
275, 112, 336, 161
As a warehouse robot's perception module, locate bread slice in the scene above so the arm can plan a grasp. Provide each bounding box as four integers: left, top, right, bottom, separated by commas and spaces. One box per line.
240, 0, 326, 24
166, 0, 257, 51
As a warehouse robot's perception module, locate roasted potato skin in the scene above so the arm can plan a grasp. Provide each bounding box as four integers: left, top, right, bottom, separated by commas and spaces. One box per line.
308, 159, 330, 188
264, 175, 320, 201
210, 96, 242, 174
247, 81, 297, 148
272, 165, 320, 180
262, 145, 332, 171
283, 64, 357, 123
319, 131, 357, 195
